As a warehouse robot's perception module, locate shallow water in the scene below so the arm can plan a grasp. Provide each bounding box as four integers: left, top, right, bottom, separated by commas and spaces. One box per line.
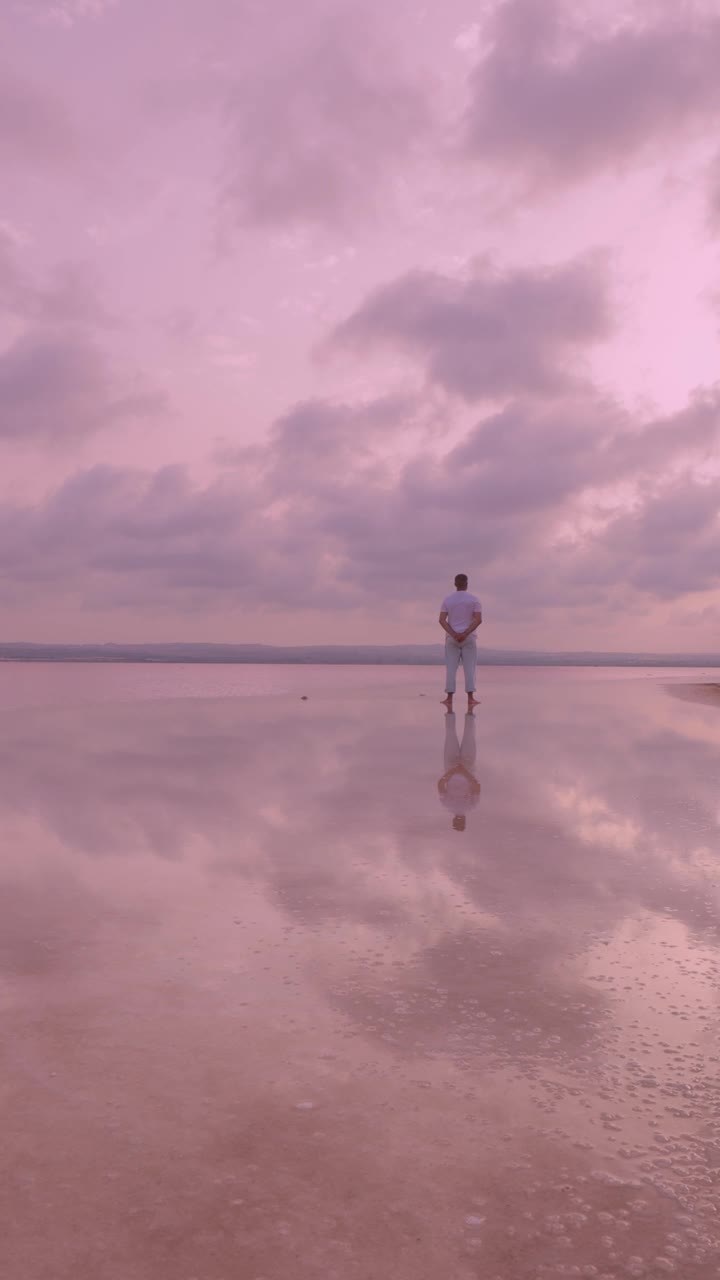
1, 665, 719, 1279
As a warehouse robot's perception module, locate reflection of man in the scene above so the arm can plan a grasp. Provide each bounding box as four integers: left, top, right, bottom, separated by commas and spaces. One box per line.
438, 712, 481, 832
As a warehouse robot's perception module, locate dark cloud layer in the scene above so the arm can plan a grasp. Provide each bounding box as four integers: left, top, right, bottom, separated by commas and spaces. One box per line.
0, 66, 77, 169
0, 230, 33, 314
2, 1, 719, 640
0, 331, 162, 442
0, 381, 717, 619
221, 10, 430, 230
0, 237, 164, 443
582, 473, 720, 598
464, 0, 720, 186
329, 258, 612, 400
709, 152, 720, 230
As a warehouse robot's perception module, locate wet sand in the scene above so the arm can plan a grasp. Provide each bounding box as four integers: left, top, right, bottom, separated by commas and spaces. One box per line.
1, 666, 719, 1279
666, 682, 720, 707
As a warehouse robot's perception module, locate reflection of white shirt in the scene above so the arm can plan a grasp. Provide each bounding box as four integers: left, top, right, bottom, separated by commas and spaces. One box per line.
440, 773, 479, 815
440, 591, 481, 634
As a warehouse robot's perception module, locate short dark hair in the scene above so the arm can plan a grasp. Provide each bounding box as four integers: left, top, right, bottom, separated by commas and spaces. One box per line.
454, 573, 468, 589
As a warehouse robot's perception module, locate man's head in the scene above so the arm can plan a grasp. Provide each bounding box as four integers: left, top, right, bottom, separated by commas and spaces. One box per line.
454, 573, 468, 591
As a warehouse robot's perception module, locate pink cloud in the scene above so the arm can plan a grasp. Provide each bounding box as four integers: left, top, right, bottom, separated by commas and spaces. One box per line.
328, 256, 612, 400
220, 9, 432, 230
0, 234, 164, 443
0, 66, 77, 169
463, 0, 720, 186
708, 152, 720, 230
0, 331, 162, 442
0, 382, 716, 627
1, 0, 719, 647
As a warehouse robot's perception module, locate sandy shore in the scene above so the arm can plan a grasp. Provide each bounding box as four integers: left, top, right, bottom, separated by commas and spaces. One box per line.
666, 681, 720, 706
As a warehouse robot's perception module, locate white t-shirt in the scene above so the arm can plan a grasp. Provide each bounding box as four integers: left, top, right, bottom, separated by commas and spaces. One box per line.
440, 773, 480, 815
440, 590, 482, 634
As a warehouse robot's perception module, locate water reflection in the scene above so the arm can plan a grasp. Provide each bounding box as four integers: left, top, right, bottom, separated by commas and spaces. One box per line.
1, 676, 719, 1279
0, 685, 717, 950
438, 711, 481, 831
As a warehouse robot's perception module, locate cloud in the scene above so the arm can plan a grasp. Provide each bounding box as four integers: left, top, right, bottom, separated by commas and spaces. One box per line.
328, 257, 612, 400
0, 383, 717, 618
708, 152, 720, 230
261, 393, 417, 486
462, 0, 720, 186
0, 236, 163, 444
0, 464, 265, 606
0, 229, 34, 316
0, 66, 77, 170
570, 473, 720, 599
0, 331, 163, 443
309, 391, 720, 607
220, 8, 431, 230
0, 237, 112, 330
32, 0, 119, 28
451, 387, 719, 504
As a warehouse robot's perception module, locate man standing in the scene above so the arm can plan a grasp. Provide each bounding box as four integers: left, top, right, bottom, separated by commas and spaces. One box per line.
439, 573, 482, 711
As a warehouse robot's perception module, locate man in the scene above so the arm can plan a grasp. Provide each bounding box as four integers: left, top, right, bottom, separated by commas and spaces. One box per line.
439, 573, 482, 711
437, 710, 481, 832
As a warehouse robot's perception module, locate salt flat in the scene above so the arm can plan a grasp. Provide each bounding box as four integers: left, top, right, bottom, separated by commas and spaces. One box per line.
1, 665, 719, 1280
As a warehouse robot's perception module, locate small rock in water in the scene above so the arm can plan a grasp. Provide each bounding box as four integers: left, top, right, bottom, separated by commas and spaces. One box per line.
300, 695, 308, 700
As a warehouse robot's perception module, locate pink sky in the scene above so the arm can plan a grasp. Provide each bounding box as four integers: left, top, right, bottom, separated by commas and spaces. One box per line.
2, 0, 719, 650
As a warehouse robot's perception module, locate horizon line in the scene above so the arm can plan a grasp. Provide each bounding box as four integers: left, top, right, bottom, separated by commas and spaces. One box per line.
1, 640, 719, 661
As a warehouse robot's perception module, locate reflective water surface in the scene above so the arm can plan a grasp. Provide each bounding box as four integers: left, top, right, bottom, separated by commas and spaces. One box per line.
1, 666, 719, 1280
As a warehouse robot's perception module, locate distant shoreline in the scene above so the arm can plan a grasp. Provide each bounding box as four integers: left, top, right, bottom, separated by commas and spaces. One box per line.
0, 643, 719, 669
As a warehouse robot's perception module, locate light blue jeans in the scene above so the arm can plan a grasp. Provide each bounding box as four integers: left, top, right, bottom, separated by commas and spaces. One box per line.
443, 709, 477, 771
445, 635, 477, 694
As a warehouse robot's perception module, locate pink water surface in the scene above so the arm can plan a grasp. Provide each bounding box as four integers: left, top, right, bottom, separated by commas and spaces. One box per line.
1, 667, 719, 1279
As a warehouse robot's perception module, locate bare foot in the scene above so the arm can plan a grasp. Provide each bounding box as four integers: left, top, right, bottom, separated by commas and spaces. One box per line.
441, 696, 453, 709
467, 696, 480, 709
